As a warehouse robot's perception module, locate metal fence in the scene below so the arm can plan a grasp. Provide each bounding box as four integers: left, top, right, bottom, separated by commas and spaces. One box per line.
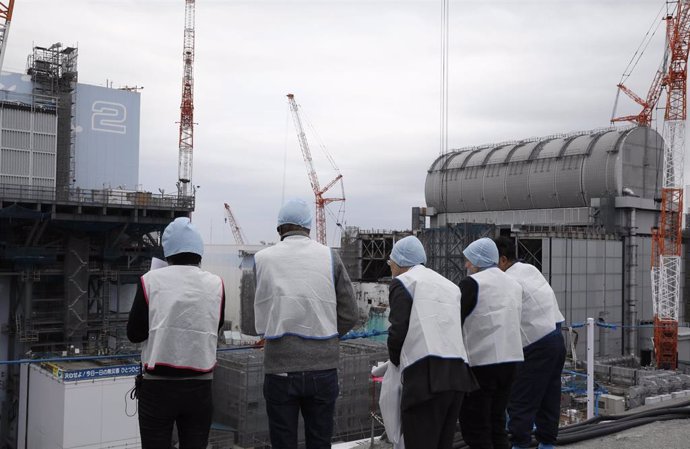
0, 183, 194, 209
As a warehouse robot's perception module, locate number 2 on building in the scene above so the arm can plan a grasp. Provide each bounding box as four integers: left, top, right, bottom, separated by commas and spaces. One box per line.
92, 101, 127, 134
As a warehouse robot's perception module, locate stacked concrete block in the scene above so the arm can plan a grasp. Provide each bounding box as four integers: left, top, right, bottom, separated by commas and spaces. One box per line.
212, 340, 388, 448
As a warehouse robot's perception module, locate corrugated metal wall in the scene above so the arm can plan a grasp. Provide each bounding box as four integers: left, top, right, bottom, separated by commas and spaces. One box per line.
540, 236, 662, 359
0, 107, 57, 187
426, 127, 663, 213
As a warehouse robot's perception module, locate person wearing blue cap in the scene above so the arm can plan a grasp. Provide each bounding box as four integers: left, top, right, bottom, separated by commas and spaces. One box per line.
458, 237, 523, 449
254, 199, 357, 449
127, 217, 225, 449
386, 236, 478, 449
494, 237, 565, 449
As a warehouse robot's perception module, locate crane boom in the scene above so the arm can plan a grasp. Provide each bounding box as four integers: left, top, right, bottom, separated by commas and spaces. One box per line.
224, 203, 246, 245
612, 15, 670, 127
177, 0, 195, 197
0, 1, 15, 73
286, 94, 345, 245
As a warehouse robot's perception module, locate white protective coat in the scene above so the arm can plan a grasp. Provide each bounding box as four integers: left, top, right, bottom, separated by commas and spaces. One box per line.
463, 267, 524, 366
254, 235, 338, 340
506, 262, 566, 347
396, 265, 469, 371
140, 265, 223, 371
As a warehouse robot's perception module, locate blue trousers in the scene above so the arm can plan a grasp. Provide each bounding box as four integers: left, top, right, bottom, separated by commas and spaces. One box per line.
508, 331, 566, 447
263, 369, 339, 449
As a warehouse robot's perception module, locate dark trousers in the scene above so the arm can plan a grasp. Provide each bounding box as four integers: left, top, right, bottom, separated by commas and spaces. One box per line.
137, 379, 213, 449
459, 362, 517, 449
508, 332, 566, 447
263, 369, 339, 449
402, 391, 464, 449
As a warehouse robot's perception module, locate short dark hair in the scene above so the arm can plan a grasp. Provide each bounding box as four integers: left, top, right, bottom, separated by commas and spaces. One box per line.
277, 224, 310, 236
166, 252, 202, 266
494, 237, 516, 262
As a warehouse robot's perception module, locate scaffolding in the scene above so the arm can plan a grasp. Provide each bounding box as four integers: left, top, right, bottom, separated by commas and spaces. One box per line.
26, 43, 78, 97
340, 228, 411, 282
26, 43, 78, 192
417, 223, 495, 285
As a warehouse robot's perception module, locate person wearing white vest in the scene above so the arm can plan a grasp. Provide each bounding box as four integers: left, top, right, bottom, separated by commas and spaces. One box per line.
494, 238, 566, 449
459, 237, 523, 449
127, 217, 225, 449
386, 236, 478, 449
254, 198, 357, 449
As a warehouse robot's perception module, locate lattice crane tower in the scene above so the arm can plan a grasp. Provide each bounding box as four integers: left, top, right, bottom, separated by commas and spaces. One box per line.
177, 0, 195, 197
611, 1, 690, 369
653, 1, 690, 369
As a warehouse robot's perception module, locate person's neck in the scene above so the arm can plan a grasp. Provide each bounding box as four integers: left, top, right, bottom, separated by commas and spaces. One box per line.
280, 230, 310, 241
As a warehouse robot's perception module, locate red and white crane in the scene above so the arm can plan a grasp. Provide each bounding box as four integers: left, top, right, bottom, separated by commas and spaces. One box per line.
613, 1, 690, 369
0, 0, 15, 72
652, 2, 690, 370
286, 94, 345, 245
177, 0, 195, 197
224, 202, 246, 245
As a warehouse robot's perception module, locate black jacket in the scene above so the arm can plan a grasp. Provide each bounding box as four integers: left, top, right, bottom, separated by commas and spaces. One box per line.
387, 276, 478, 410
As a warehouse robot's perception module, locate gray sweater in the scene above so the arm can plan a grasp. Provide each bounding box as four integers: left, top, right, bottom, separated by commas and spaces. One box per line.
260, 233, 358, 374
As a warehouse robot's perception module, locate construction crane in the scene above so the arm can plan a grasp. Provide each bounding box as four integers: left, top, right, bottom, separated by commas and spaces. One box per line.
286, 94, 345, 245
610, 68, 666, 127
0, 0, 15, 72
224, 202, 246, 245
652, 1, 690, 370
177, 0, 195, 197
615, 2, 690, 369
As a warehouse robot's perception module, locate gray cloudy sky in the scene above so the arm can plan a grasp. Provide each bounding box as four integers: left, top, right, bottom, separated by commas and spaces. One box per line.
7, 0, 667, 244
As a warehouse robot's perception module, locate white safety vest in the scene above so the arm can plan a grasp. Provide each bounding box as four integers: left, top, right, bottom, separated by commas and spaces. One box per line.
396, 265, 469, 372
140, 265, 223, 372
463, 267, 524, 367
254, 235, 338, 340
506, 262, 565, 347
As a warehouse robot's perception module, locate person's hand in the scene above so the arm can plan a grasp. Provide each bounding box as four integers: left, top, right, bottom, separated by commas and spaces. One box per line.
371, 360, 389, 376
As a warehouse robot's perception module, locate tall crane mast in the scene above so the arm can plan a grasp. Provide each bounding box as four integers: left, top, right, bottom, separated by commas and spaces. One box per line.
0, 0, 15, 72
177, 0, 195, 197
652, 1, 690, 370
224, 202, 246, 245
287, 94, 345, 245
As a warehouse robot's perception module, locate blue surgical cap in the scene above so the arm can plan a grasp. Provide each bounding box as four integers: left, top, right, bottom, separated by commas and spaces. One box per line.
277, 199, 312, 229
463, 237, 498, 268
390, 236, 427, 268
162, 217, 204, 258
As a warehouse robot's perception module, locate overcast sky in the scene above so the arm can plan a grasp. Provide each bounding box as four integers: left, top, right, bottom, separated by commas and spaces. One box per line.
6, 0, 669, 245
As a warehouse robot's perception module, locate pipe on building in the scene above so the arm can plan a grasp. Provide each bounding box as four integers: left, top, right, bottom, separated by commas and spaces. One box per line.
626, 207, 638, 357
23, 277, 32, 323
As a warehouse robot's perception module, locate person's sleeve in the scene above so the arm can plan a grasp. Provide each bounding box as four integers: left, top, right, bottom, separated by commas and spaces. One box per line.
127, 278, 149, 343
332, 250, 358, 336
387, 278, 413, 367
460, 276, 478, 326
219, 281, 226, 332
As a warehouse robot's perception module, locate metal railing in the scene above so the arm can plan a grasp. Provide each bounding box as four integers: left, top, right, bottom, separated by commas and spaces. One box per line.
0, 183, 194, 210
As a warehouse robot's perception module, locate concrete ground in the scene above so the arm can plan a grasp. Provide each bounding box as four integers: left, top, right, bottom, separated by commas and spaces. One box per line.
334, 419, 690, 449
562, 419, 690, 448
333, 397, 690, 449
